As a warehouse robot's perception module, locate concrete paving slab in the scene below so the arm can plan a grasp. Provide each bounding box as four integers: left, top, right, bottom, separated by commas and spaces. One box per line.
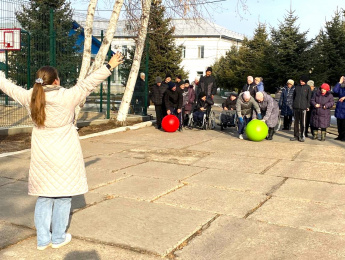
69, 197, 215, 256
93, 176, 183, 201
183, 169, 284, 194
122, 148, 210, 165
0, 237, 161, 260
295, 145, 345, 164
273, 179, 345, 204
265, 160, 345, 184
192, 153, 277, 173
0, 222, 35, 250
175, 216, 345, 260
155, 185, 268, 217
0, 181, 35, 228
0, 177, 16, 187
86, 167, 130, 190
0, 155, 29, 180
85, 155, 146, 172
71, 192, 105, 213
115, 161, 206, 181
81, 140, 137, 158
249, 197, 345, 235
187, 138, 302, 160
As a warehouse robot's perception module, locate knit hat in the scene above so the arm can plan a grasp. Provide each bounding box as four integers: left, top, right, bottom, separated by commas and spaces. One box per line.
168, 82, 176, 89
199, 91, 206, 98
300, 75, 309, 84
184, 79, 190, 84
320, 83, 330, 92
165, 74, 172, 79
287, 79, 294, 85
206, 67, 212, 72
176, 75, 182, 80
155, 76, 162, 84
307, 80, 314, 87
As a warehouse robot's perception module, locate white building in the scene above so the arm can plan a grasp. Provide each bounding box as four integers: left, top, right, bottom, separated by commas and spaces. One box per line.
74, 18, 244, 92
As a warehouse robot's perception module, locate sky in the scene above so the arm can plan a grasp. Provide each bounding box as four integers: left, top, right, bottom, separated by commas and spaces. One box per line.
71, 0, 344, 40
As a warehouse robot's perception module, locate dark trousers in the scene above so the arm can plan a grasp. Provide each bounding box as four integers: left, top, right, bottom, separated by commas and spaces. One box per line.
193, 110, 205, 123
238, 117, 251, 134
305, 109, 312, 135
283, 116, 293, 129
293, 109, 307, 138
337, 118, 345, 140
155, 105, 163, 128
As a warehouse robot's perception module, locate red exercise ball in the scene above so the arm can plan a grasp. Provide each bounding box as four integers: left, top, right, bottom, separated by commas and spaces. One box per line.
162, 115, 179, 132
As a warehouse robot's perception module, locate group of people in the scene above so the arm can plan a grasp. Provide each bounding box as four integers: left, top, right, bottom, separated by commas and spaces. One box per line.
149, 67, 217, 129
150, 68, 342, 143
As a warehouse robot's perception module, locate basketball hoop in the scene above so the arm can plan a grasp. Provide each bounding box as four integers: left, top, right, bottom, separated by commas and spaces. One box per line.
0, 28, 21, 51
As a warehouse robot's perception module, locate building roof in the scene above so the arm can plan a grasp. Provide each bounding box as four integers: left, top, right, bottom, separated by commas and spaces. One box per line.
73, 17, 244, 41
171, 19, 244, 41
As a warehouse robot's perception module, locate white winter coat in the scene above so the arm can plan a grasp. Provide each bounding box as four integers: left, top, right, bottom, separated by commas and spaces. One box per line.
0, 66, 111, 197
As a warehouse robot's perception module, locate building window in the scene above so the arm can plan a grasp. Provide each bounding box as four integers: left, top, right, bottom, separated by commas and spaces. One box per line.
126, 23, 132, 31
122, 45, 128, 57
197, 71, 203, 77
182, 46, 186, 58
198, 46, 204, 58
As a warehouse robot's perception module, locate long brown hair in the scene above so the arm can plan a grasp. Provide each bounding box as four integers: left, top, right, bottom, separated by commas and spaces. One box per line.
30, 66, 58, 127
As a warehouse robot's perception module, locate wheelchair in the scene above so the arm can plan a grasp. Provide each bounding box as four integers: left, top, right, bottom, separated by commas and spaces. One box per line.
188, 108, 216, 130
219, 110, 237, 131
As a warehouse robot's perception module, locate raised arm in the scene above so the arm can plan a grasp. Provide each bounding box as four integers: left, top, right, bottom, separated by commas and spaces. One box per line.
64, 52, 123, 107
0, 77, 31, 106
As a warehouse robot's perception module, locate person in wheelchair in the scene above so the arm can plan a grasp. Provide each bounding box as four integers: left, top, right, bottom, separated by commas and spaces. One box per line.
193, 92, 213, 127
165, 82, 183, 127
220, 92, 237, 130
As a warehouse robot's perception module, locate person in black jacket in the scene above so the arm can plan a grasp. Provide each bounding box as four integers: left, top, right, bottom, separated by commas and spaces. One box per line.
193, 91, 211, 126
241, 76, 257, 98
305, 80, 317, 137
290, 75, 312, 142
165, 81, 183, 118
149, 76, 167, 129
220, 92, 237, 130
198, 67, 217, 101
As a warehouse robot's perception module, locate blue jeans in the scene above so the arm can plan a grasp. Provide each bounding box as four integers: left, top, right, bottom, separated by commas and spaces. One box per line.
34, 196, 72, 247
238, 117, 251, 134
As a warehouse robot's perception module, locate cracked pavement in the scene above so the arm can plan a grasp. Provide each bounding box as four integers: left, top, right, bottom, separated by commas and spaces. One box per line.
0, 124, 345, 259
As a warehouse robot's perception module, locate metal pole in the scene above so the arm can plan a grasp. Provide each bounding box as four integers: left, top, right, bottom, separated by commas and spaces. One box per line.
21, 30, 31, 89
5, 50, 8, 105
49, 8, 54, 66
100, 30, 103, 112
143, 35, 149, 116
107, 49, 111, 119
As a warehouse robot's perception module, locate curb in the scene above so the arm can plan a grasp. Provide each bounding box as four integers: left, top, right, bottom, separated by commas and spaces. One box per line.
0, 120, 156, 157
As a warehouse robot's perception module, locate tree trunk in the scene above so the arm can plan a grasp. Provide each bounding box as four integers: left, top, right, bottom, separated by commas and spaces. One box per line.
74, 0, 97, 125
75, 0, 124, 125
117, 0, 151, 123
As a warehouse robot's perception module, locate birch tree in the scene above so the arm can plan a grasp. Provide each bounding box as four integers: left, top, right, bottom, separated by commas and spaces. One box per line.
116, 0, 151, 123
74, 0, 124, 124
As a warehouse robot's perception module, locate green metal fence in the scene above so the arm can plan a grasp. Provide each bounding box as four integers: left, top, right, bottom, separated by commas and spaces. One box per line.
0, 0, 84, 128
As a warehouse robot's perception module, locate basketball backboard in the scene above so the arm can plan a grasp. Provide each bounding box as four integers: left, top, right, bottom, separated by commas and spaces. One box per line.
0, 28, 21, 51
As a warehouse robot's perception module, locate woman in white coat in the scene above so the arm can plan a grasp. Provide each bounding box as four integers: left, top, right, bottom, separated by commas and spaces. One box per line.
0, 53, 123, 250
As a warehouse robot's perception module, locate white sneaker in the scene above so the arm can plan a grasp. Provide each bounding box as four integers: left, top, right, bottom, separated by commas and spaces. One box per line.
239, 134, 243, 140
52, 233, 72, 249
37, 242, 51, 250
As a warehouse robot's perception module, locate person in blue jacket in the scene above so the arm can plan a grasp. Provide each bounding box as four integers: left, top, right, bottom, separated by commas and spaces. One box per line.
333, 76, 345, 141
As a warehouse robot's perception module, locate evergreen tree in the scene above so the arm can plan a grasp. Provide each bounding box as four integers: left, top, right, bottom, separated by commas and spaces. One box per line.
311, 10, 345, 85
9, 0, 81, 87
269, 10, 313, 88
120, 1, 186, 86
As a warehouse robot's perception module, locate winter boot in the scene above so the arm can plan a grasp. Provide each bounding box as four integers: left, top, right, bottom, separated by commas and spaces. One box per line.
312, 130, 318, 140
267, 127, 275, 140
320, 131, 326, 141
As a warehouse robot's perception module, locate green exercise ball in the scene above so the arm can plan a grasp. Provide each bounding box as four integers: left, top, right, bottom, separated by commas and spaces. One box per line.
245, 119, 268, 142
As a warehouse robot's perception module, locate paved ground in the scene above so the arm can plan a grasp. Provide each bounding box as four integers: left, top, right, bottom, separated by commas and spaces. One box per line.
0, 120, 345, 260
